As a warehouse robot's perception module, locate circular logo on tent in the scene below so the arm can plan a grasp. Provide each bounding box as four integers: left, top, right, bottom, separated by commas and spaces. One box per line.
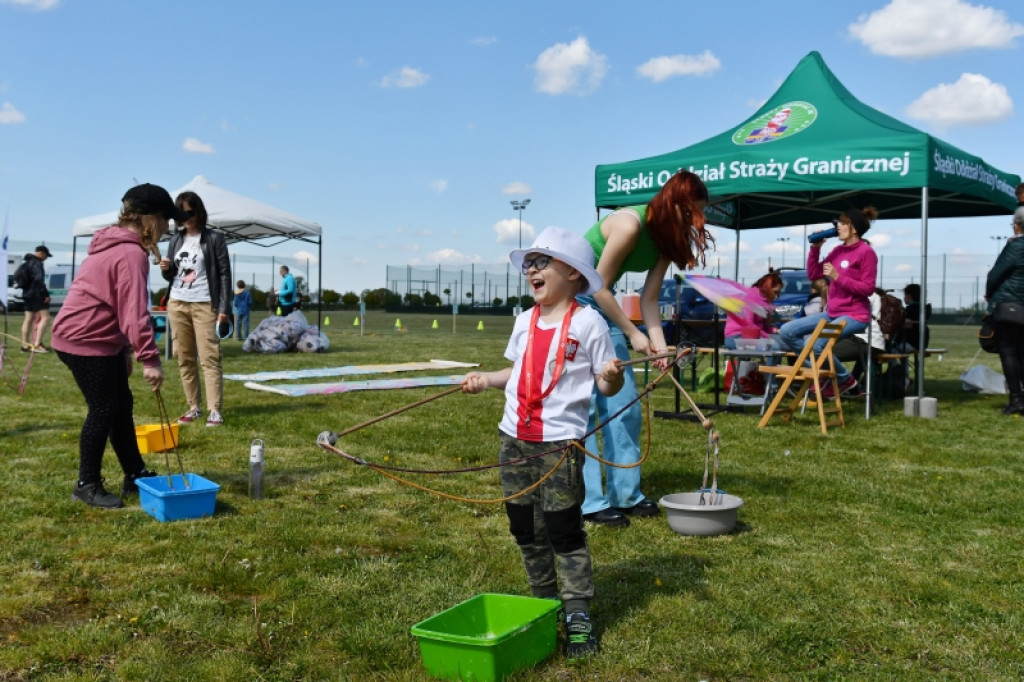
732, 101, 817, 145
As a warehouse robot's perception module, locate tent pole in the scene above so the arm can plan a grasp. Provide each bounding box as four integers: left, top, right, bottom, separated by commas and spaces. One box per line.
317, 239, 322, 329
733, 227, 740, 280
918, 187, 929, 400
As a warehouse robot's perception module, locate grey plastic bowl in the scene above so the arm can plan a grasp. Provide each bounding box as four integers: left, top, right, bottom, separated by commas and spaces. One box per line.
659, 492, 744, 536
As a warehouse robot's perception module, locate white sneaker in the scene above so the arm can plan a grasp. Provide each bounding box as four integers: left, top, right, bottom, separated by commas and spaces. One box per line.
206, 410, 223, 427
178, 407, 202, 424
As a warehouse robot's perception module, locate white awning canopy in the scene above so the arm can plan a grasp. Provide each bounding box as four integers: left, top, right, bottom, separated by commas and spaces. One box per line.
71, 175, 322, 247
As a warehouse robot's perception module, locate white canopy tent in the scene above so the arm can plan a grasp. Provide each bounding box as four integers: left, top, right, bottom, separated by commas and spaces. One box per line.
71, 175, 324, 325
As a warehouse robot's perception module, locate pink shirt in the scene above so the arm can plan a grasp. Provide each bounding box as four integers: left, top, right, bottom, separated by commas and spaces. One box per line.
807, 240, 876, 323
724, 288, 774, 339
51, 226, 161, 368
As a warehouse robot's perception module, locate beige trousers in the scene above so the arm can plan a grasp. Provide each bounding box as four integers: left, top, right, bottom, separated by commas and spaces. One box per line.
167, 299, 223, 413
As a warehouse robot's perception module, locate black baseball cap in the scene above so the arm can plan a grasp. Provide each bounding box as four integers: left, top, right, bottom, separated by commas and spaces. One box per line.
122, 183, 189, 223
34, 245, 52, 257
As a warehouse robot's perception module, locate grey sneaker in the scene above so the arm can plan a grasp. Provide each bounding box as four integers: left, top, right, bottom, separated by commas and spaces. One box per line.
206, 410, 223, 427
72, 479, 123, 509
565, 611, 598, 660
122, 469, 158, 495
178, 407, 202, 424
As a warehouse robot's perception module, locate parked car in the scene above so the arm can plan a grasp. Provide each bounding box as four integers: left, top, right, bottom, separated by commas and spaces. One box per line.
773, 268, 812, 321
632, 277, 718, 346
5, 255, 73, 312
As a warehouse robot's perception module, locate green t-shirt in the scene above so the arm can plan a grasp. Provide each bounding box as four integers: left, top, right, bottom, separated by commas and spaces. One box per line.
583, 205, 660, 286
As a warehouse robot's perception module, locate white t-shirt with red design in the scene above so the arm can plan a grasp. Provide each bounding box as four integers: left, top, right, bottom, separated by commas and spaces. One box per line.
499, 305, 617, 442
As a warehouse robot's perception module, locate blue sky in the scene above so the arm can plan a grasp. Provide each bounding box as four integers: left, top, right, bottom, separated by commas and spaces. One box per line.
1, 0, 1022, 310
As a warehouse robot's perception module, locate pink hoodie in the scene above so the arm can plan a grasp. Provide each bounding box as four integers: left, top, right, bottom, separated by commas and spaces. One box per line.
51, 226, 161, 368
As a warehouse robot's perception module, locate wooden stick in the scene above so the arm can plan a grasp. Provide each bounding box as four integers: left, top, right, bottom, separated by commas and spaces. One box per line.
617, 348, 692, 368
333, 385, 464, 439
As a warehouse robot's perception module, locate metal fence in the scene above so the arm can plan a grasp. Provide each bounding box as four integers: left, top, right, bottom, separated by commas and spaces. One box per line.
386, 251, 1002, 314
7, 238, 317, 296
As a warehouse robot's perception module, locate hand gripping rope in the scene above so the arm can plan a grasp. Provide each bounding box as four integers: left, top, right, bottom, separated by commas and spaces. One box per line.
315, 346, 723, 504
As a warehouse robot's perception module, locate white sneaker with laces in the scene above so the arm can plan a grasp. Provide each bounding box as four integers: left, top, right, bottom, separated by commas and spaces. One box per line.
178, 407, 202, 424
206, 410, 223, 427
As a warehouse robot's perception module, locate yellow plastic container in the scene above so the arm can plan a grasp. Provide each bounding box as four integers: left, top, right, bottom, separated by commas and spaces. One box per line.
135, 423, 179, 454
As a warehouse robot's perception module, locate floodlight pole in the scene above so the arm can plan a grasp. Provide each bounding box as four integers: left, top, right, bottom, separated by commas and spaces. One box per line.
511, 198, 531, 315
992, 235, 1006, 259
776, 237, 790, 268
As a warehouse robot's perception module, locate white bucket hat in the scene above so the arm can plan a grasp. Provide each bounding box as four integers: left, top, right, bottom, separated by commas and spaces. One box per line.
509, 227, 603, 296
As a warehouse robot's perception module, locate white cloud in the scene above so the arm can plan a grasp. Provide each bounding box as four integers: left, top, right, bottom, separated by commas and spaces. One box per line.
494, 218, 534, 245
502, 181, 531, 196
418, 229, 433, 237
380, 66, 429, 88
428, 179, 448, 193
471, 36, 497, 47
218, 119, 234, 132
0, 102, 25, 124
182, 137, 215, 154
906, 73, 1012, 127
893, 262, 914, 273
417, 248, 482, 265
267, 182, 282, 191
849, 0, 1024, 58
0, 0, 59, 10
291, 250, 318, 264
867, 233, 893, 249
636, 50, 720, 82
533, 36, 607, 96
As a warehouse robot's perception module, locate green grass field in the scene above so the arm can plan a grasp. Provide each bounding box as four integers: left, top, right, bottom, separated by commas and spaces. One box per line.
2, 312, 1022, 680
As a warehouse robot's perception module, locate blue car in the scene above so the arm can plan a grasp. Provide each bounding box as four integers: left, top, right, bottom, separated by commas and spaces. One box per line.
772, 268, 813, 321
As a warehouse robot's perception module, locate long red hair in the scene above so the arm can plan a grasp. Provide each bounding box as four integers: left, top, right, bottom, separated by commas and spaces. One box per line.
754, 268, 783, 302
646, 170, 714, 269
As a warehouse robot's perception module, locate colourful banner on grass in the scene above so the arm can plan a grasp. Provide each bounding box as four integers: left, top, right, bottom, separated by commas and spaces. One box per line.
225, 359, 478, 382
243, 374, 467, 397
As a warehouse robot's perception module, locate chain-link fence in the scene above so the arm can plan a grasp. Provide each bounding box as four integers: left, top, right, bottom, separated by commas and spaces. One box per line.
386, 251, 1003, 315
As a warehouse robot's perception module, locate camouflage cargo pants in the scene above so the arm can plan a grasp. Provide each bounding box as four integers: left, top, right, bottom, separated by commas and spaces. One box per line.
499, 432, 594, 608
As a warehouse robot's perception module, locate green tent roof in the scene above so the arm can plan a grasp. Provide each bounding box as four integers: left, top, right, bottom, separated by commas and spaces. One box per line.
595, 51, 1019, 228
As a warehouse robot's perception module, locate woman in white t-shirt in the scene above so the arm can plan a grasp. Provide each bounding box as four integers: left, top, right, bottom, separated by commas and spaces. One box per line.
160, 191, 232, 426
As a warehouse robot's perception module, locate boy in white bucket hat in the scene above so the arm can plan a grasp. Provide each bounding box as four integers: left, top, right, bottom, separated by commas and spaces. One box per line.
462, 226, 624, 659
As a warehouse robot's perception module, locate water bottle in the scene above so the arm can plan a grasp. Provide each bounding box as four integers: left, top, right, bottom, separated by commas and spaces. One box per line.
249, 439, 264, 500
807, 226, 838, 243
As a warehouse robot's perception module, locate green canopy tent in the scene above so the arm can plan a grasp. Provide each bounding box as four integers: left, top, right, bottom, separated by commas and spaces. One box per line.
594, 50, 1019, 404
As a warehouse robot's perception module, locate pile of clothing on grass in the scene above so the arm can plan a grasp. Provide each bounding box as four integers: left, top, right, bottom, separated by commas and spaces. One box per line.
242, 311, 329, 354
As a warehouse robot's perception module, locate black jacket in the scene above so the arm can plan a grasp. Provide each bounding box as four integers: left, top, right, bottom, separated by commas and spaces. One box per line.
986, 235, 1024, 307
161, 227, 233, 315
20, 254, 49, 300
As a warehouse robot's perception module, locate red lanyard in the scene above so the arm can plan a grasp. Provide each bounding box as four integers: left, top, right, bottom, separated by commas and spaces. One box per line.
521, 301, 576, 425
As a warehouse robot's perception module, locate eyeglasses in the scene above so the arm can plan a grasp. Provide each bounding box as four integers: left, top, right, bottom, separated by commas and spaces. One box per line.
183, 210, 195, 218
520, 254, 552, 274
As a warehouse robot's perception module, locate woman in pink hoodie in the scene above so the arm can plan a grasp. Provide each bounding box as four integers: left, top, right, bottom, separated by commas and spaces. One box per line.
52, 184, 188, 509
777, 206, 879, 398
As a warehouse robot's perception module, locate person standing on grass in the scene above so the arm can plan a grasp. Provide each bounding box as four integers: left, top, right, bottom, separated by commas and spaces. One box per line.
52, 184, 184, 508
579, 170, 712, 528
778, 207, 878, 399
19, 245, 52, 353
278, 266, 296, 315
233, 280, 253, 340
160, 191, 232, 427
985, 209, 1024, 415
462, 227, 623, 660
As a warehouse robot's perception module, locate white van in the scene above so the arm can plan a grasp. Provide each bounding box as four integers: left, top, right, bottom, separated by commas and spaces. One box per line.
5, 254, 72, 312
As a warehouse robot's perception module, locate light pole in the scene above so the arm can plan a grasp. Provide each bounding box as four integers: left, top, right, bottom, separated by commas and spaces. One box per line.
511, 199, 531, 314
776, 237, 791, 267
992, 235, 1007, 258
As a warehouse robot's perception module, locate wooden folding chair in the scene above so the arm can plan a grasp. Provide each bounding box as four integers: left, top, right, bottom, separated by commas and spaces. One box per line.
757, 319, 847, 434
